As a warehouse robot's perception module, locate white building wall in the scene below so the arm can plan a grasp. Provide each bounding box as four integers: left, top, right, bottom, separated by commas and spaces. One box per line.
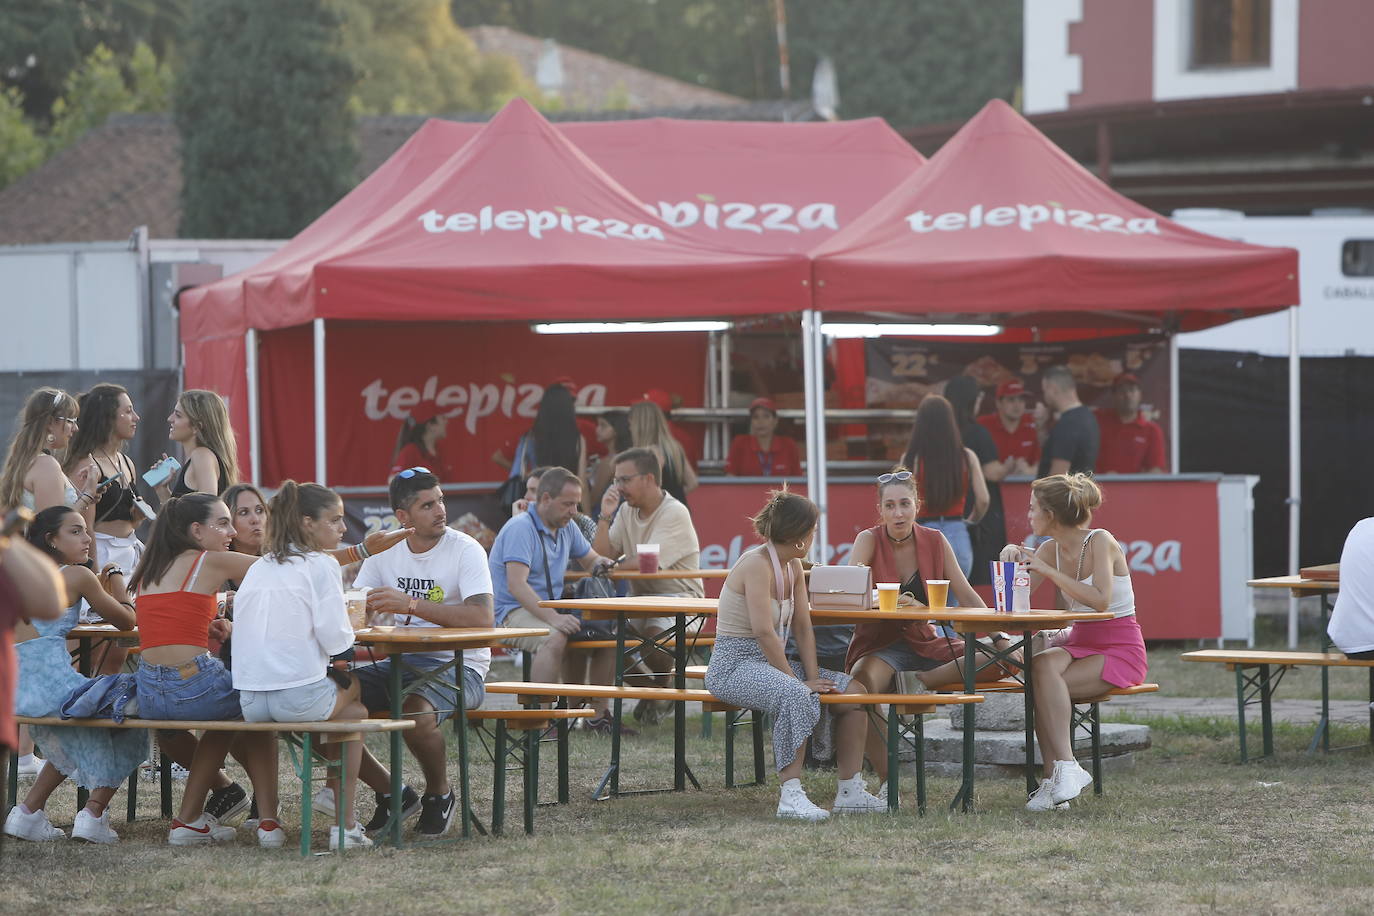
1024, 0, 1085, 114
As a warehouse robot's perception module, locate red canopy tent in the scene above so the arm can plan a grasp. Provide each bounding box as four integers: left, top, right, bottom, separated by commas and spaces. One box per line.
811, 99, 1298, 331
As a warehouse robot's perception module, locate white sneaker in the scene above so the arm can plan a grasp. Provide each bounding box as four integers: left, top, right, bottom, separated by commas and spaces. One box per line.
1025, 774, 1060, 811
168, 815, 237, 846
832, 775, 888, 813
4, 805, 66, 841
72, 808, 119, 844
256, 819, 286, 849
876, 781, 888, 803
1050, 759, 1093, 804
16, 754, 43, 778
329, 823, 373, 850
169, 762, 190, 780
312, 786, 337, 819
776, 779, 830, 821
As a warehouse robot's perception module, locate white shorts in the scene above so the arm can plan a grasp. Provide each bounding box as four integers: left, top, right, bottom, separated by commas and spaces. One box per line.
240, 678, 339, 723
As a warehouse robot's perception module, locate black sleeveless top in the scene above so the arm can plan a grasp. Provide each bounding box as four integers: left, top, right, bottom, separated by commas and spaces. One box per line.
171, 452, 229, 497
94, 453, 138, 522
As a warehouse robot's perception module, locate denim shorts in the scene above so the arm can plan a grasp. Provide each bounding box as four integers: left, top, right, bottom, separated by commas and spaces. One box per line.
354, 656, 485, 724
868, 641, 945, 674
240, 677, 338, 723
135, 654, 241, 721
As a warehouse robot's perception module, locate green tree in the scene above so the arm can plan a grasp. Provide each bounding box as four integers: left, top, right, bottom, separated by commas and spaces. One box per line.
0, 87, 43, 189
338, 0, 528, 115
0, 0, 190, 122
47, 42, 172, 154
176, 0, 358, 238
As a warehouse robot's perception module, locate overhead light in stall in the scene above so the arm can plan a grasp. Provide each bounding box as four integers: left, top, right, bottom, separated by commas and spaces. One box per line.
532, 321, 732, 334
820, 322, 1003, 338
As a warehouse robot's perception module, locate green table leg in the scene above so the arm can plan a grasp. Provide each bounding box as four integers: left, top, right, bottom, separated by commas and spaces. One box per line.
524, 720, 538, 834
336, 737, 348, 855
301, 731, 313, 858
491, 720, 506, 836
953, 633, 977, 812
886, 706, 900, 813
5, 750, 16, 815
1021, 629, 1037, 796
914, 712, 926, 816
674, 612, 687, 792
126, 764, 137, 822
1235, 665, 1249, 763
455, 652, 471, 839
388, 656, 404, 848
606, 613, 628, 799
76, 637, 90, 812
1260, 664, 1275, 758
724, 709, 736, 788
1090, 702, 1103, 796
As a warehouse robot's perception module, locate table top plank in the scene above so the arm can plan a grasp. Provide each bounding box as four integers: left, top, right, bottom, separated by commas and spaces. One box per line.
1181, 649, 1374, 667
539, 596, 720, 620
1247, 575, 1340, 592
352, 626, 548, 649
565, 568, 729, 581
806, 607, 1114, 627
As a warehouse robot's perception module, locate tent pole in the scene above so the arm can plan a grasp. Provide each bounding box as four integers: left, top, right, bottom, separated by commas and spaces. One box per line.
246, 329, 260, 485
801, 310, 828, 560
706, 330, 718, 463
1287, 306, 1301, 650
1169, 334, 1180, 473
720, 329, 732, 465
314, 318, 327, 486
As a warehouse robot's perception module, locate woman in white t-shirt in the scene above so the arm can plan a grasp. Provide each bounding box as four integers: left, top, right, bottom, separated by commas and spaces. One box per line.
231, 481, 370, 851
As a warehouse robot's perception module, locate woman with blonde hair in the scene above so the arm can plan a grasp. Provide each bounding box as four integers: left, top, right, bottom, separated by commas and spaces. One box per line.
704, 490, 883, 820
166, 389, 239, 497
628, 400, 697, 507
0, 387, 100, 526
1002, 473, 1146, 811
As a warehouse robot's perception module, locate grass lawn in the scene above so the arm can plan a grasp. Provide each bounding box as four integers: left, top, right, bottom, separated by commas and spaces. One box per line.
6, 706, 1374, 915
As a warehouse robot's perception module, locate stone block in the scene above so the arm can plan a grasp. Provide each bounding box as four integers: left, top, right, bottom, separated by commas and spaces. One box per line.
922, 752, 1138, 781
920, 720, 1150, 765
949, 693, 1026, 731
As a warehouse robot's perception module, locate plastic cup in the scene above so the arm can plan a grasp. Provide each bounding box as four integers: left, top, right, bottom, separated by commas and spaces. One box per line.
345, 588, 369, 630
636, 543, 661, 574
925, 579, 950, 610
877, 583, 900, 612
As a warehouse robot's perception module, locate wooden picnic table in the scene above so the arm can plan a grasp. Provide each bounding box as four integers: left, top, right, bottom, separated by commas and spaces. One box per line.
1248, 566, 1342, 752
538, 596, 718, 798
67, 624, 139, 676
564, 568, 729, 581
351, 625, 546, 846
808, 605, 1113, 811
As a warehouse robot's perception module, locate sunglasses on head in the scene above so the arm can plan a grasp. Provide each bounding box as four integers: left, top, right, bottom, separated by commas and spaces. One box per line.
396, 467, 431, 479
877, 471, 913, 484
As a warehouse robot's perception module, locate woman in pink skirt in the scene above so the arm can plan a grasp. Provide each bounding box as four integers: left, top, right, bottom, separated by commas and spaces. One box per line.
1002, 473, 1147, 811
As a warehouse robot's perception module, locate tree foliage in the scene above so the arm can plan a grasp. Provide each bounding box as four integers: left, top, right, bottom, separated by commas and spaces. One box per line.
0, 0, 189, 121
176, 0, 358, 239
0, 87, 43, 188
451, 0, 1021, 125
338, 0, 528, 115
47, 42, 171, 154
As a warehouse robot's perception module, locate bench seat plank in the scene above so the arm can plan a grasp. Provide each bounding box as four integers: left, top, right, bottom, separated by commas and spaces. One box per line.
1181, 650, 1374, 667
15, 715, 414, 733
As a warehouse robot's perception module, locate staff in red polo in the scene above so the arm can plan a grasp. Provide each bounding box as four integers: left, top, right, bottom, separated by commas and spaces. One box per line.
1095, 373, 1166, 474
977, 378, 1039, 476
726, 398, 802, 478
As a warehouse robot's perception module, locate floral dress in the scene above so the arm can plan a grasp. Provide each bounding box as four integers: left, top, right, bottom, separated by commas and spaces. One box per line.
15, 591, 146, 788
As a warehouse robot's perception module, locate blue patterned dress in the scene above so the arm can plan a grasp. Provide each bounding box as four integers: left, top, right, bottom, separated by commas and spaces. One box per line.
15, 593, 146, 788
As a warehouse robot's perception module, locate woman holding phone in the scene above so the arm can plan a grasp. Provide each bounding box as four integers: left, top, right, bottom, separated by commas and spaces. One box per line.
165, 389, 239, 497
1003, 474, 1146, 811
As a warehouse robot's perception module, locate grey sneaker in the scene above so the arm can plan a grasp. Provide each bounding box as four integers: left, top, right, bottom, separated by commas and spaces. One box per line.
206, 782, 249, 823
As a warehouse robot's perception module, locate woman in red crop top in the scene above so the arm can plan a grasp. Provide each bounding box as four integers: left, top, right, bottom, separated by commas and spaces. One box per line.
130, 493, 409, 845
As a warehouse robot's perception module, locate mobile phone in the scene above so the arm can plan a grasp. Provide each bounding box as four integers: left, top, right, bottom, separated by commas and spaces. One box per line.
97, 471, 125, 490
142, 456, 181, 487
130, 496, 157, 522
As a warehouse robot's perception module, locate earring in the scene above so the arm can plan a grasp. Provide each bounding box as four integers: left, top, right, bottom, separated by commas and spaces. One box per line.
795, 541, 805, 551
46, 433, 54, 444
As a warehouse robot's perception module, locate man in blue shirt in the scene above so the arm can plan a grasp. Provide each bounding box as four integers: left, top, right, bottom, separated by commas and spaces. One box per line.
490, 467, 616, 703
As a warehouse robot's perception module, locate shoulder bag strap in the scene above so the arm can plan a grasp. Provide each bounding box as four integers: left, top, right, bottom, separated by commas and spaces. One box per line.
1074, 529, 1098, 581
533, 515, 556, 602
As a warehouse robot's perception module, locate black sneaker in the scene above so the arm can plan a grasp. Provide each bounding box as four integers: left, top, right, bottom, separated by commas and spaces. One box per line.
415, 790, 456, 838
363, 785, 421, 835
205, 782, 249, 823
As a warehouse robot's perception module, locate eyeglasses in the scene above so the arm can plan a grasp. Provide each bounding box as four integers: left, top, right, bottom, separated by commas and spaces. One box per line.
396, 467, 431, 479
877, 471, 913, 484
56, 416, 78, 425
613, 473, 645, 487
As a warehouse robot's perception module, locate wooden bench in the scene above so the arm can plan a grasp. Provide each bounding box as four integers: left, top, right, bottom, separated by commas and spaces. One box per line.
1182, 649, 1374, 761
927, 680, 1159, 795
465, 708, 595, 836
9, 715, 413, 857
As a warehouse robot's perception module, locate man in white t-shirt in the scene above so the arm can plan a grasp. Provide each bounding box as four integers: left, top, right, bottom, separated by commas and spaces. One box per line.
345, 468, 494, 839
595, 447, 702, 718
1328, 518, 1374, 659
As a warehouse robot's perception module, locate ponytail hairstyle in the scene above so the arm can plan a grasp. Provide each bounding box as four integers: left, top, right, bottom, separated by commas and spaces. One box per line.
1031, 473, 1103, 527
130, 493, 222, 592
265, 480, 342, 561
1, 386, 79, 511
177, 389, 240, 492
25, 505, 86, 567
749, 488, 819, 546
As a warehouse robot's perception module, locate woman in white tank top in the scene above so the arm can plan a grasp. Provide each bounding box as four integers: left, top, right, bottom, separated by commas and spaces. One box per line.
1002, 474, 1147, 812
706, 491, 887, 820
